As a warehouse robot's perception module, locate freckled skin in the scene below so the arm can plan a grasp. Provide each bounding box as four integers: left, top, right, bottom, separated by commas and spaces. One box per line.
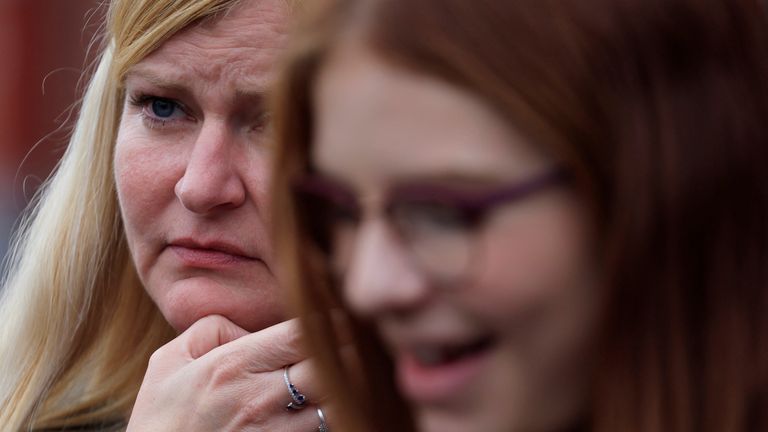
114, 0, 288, 333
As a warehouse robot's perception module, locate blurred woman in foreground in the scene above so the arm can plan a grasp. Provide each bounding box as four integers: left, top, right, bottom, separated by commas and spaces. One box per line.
271, 0, 768, 430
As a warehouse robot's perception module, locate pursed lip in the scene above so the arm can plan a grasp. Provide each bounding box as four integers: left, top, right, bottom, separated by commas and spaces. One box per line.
167, 238, 261, 267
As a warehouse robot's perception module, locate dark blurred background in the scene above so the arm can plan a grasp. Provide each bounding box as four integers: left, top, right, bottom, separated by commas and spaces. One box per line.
1, 0, 102, 261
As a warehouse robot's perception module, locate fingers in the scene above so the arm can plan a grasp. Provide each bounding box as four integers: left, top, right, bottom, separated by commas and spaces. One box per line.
282, 358, 329, 406
147, 315, 250, 373
163, 315, 302, 368
274, 334, 360, 412
169, 314, 347, 405
184, 314, 251, 359
223, 357, 333, 432
134, 315, 341, 432
274, 405, 332, 432
189, 311, 352, 372
209, 318, 307, 371
261, 361, 333, 432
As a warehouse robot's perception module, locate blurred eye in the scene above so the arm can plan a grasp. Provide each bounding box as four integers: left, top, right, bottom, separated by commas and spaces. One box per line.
328, 199, 359, 225
252, 111, 271, 132
317, 194, 360, 254
391, 201, 471, 236
294, 175, 360, 258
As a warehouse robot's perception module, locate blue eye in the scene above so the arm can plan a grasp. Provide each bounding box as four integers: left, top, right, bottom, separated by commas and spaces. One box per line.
151, 98, 177, 118
127, 93, 192, 130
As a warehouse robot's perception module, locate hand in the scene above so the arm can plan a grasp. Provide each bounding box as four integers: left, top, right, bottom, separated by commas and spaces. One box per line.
126, 315, 327, 431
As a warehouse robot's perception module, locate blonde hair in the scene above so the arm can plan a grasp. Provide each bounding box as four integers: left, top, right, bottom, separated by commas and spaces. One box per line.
0, 0, 249, 430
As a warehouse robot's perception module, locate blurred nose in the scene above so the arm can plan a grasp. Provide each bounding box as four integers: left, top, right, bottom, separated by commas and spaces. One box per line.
175, 120, 246, 213
343, 219, 431, 318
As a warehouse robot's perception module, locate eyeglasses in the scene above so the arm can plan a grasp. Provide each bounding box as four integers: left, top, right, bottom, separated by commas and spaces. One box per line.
292, 168, 567, 285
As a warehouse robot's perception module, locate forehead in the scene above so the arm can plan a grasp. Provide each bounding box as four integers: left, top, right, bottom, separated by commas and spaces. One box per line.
313, 46, 549, 186
127, 0, 289, 89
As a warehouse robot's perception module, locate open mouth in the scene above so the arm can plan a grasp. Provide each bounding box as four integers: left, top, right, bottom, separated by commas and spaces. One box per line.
396, 333, 497, 403
411, 335, 496, 367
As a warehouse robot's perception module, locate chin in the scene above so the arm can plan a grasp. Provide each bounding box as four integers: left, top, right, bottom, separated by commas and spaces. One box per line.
418, 406, 514, 432
418, 409, 475, 432
156, 275, 285, 333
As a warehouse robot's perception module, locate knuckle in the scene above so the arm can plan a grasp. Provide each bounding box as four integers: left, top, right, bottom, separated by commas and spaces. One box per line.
194, 314, 229, 330
272, 322, 304, 358
206, 354, 245, 387
146, 345, 169, 369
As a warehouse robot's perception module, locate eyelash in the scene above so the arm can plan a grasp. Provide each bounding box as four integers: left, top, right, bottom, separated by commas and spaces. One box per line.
128, 93, 190, 130
252, 111, 271, 133
126, 92, 271, 133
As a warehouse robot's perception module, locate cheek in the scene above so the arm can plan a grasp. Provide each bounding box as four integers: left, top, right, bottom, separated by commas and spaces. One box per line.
247, 149, 273, 208
470, 196, 599, 327
114, 121, 183, 246
464, 198, 600, 426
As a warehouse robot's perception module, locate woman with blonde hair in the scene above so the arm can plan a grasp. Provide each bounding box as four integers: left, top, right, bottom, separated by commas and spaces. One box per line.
0, 0, 328, 431
271, 0, 768, 431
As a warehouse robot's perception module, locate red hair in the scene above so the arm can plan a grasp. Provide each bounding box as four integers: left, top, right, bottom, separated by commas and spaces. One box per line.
271, 0, 768, 430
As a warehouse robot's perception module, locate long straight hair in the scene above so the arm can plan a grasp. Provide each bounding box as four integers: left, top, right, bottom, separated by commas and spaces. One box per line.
0, 1, 248, 430
271, 0, 768, 431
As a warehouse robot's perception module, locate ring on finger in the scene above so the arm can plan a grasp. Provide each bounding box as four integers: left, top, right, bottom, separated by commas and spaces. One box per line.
283, 365, 308, 411
317, 407, 330, 432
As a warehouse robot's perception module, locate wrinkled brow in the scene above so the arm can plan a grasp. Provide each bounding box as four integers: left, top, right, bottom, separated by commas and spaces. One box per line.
124, 67, 268, 103
123, 67, 190, 92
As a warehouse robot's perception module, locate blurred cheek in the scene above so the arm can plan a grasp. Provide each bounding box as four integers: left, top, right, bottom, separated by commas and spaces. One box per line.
461, 198, 599, 429
469, 196, 597, 323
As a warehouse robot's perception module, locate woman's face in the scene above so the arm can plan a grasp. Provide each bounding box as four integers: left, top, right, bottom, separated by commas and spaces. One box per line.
312, 47, 602, 432
114, 0, 288, 333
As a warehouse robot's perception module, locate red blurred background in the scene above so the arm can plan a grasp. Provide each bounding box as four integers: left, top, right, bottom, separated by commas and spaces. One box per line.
1, 0, 102, 259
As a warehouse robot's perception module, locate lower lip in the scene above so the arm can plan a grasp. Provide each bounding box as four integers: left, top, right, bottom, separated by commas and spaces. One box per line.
169, 245, 253, 268
396, 346, 491, 405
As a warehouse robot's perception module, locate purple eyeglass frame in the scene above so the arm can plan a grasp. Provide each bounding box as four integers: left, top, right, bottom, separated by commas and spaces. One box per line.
293, 167, 568, 229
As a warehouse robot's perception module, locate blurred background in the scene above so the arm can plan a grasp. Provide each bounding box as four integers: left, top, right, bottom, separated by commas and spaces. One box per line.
1, 0, 102, 261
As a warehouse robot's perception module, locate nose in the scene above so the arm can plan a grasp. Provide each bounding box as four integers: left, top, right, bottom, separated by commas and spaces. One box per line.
343, 219, 432, 318
175, 119, 246, 213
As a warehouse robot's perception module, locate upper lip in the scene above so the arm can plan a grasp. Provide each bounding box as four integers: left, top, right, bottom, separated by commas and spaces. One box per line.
168, 238, 258, 260
381, 328, 492, 355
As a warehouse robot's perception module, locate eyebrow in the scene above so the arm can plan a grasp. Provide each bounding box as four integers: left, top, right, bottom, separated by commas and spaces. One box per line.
124, 68, 189, 92
124, 67, 268, 104
234, 88, 267, 107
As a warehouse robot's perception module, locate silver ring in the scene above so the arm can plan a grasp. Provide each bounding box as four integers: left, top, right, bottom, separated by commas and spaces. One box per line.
317, 407, 329, 432
283, 365, 307, 411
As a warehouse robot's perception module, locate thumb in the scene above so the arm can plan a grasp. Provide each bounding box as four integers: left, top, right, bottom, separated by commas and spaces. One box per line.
177, 314, 250, 360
